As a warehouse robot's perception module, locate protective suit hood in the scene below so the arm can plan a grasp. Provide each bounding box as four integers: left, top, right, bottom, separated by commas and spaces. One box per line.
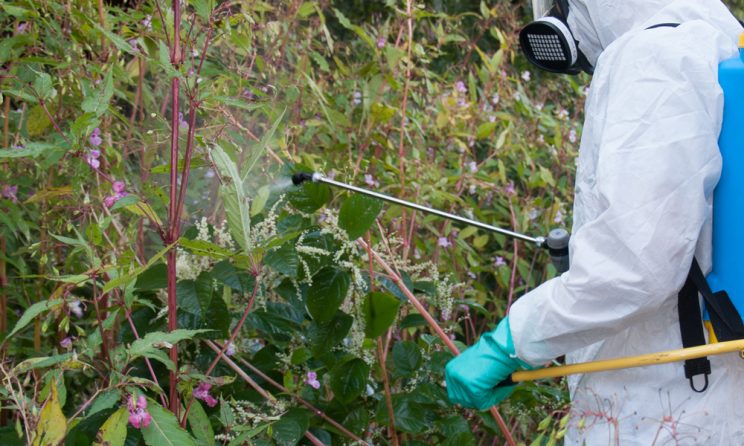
567, 0, 742, 67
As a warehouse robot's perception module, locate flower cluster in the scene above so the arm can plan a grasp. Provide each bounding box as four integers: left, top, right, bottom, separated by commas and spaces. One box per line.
104, 181, 128, 208
193, 382, 218, 407
1, 185, 18, 202
305, 371, 320, 389
127, 395, 152, 429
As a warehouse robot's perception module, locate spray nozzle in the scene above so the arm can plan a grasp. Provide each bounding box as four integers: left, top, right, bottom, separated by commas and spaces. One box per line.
291, 172, 315, 186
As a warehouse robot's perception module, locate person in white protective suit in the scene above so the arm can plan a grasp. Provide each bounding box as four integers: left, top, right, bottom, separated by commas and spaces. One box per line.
445, 0, 744, 444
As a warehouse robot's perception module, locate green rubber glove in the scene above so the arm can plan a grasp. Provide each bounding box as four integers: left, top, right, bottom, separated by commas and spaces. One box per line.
445, 317, 529, 410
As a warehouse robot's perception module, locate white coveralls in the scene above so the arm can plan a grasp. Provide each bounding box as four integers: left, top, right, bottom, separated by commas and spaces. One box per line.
508, 0, 744, 444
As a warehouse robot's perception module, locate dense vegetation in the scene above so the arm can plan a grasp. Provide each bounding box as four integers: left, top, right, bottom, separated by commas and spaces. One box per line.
1, 0, 742, 445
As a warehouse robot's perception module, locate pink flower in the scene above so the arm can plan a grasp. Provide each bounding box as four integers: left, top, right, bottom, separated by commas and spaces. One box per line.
104, 182, 128, 208
86, 156, 100, 169
377, 37, 386, 49
554, 209, 564, 224
1, 185, 18, 202
142, 15, 152, 30
89, 128, 102, 146
467, 161, 477, 173
127, 395, 152, 429
193, 382, 218, 407
17, 22, 29, 33
60, 337, 73, 349
306, 371, 320, 389
178, 112, 188, 130
224, 341, 236, 356
364, 174, 379, 188
504, 181, 516, 196
494, 256, 506, 267
437, 237, 451, 249
454, 81, 467, 94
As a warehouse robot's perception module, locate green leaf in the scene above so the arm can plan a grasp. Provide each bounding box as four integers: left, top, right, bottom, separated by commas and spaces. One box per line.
32, 70, 56, 101
308, 310, 353, 355
81, 70, 114, 117
363, 292, 400, 338
89, 19, 136, 55
338, 193, 384, 240
476, 121, 498, 139
0, 142, 59, 159
93, 407, 128, 446
5, 299, 63, 341
103, 241, 175, 293
241, 108, 286, 181
141, 399, 198, 446
135, 264, 167, 290
287, 181, 331, 213
332, 8, 375, 49
129, 329, 212, 370
188, 400, 215, 446
330, 358, 369, 404
179, 239, 232, 260
390, 341, 422, 379
271, 408, 309, 446
88, 390, 122, 417
264, 243, 298, 277
32, 382, 66, 446
305, 267, 350, 323
211, 144, 251, 252
390, 395, 428, 434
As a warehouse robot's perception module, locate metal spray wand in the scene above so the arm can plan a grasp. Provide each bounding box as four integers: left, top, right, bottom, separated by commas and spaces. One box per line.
292, 172, 571, 273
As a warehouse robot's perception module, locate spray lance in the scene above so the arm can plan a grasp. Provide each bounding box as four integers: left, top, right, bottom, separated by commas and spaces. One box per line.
292, 172, 571, 273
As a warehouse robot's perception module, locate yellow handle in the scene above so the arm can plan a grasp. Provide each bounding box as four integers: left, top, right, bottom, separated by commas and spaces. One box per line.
511, 338, 744, 383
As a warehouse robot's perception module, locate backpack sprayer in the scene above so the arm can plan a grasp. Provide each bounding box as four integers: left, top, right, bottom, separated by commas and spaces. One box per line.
291, 171, 571, 274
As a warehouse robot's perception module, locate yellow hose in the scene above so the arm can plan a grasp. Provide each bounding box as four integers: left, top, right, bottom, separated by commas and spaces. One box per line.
510, 339, 744, 382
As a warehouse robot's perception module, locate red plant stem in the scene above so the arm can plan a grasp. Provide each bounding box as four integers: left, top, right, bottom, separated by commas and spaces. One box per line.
124, 309, 168, 408
180, 277, 260, 426
166, 0, 183, 415
357, 239, 517, 446
378, 337, 399, 445
90, 276, 112, 369
218, 342, 367, 444
203, 341, 273, 400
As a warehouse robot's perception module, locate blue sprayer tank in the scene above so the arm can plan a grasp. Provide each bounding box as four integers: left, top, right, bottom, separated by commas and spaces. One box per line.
706, 42, 744, 327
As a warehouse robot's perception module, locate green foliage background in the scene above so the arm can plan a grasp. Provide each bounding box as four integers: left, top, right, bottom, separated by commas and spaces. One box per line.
0, 0, 741, 445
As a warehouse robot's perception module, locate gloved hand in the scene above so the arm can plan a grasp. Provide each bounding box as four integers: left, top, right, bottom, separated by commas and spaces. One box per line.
445, 317, 531, 410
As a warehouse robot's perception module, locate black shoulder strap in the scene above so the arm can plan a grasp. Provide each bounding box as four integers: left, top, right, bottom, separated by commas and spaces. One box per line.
677, 260, 711, 392
678, 258, 744, 392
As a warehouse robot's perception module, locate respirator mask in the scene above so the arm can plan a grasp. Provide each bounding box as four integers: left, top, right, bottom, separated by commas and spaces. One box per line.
519, 0, 594, 75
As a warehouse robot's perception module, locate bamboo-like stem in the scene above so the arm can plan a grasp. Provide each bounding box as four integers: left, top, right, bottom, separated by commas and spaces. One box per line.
214, 342, 367, 444
357, 239, 516, 446
180, 277, 260, 426
378, 337, 399, 446
205, 341, 358, 446
396, 0, 415, 250
166, 0, 183, 415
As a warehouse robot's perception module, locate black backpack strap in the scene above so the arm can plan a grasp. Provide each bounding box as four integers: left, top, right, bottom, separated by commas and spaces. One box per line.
677, 260, 711, 392
689, 260, 744, 342
678, 258, 744, 393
